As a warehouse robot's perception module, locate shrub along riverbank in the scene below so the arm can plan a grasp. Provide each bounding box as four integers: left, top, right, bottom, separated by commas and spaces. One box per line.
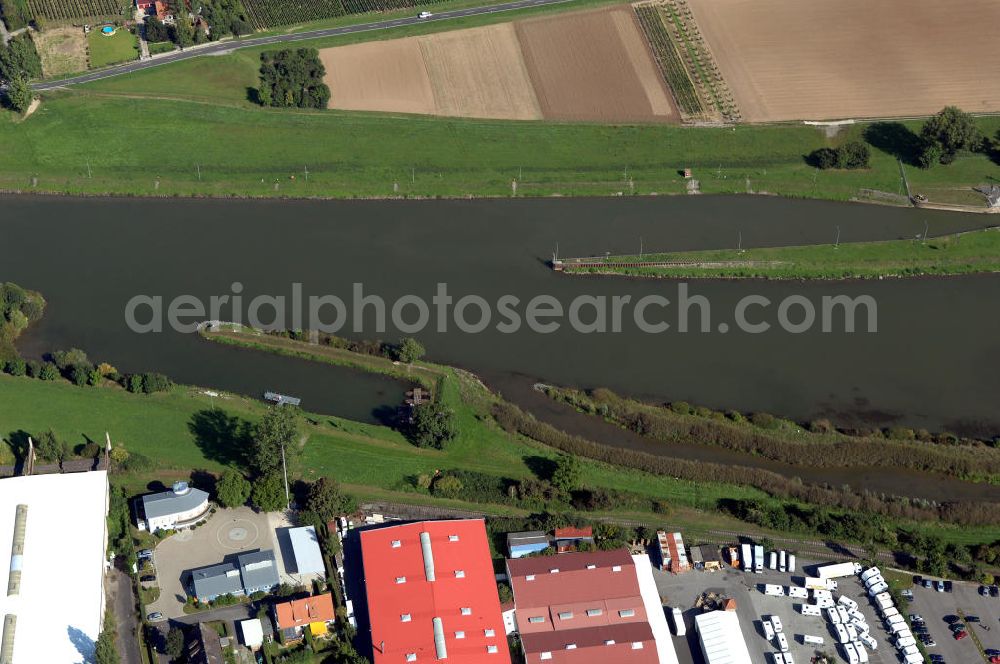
559, 227, 1000, 280
540, 385, 1000, 483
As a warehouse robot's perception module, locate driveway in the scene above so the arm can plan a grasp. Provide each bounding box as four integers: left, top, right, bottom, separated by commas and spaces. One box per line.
148, 506, 283, 619
108, 566, 142, 664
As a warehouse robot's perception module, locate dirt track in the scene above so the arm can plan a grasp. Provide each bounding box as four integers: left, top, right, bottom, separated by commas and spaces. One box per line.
686, 0, 1000, 122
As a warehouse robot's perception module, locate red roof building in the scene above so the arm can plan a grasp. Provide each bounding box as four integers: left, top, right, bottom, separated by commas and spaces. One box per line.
507, 550, 659, 664
275, 593, 336, 630
360, 519, 510, 664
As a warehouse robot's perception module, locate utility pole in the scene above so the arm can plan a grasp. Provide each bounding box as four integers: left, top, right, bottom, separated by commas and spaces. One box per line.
304, 165, 309, 182
639, 236, 643, 257
737, 231, 743, 253
196, 164, 201, 181
835, 225, 841, 249
86, 159, 92, 179
922, 220, 929, 244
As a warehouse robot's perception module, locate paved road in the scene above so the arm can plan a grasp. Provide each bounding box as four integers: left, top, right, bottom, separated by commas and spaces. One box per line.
108, 567, 143, 664
32, 0, 572, 91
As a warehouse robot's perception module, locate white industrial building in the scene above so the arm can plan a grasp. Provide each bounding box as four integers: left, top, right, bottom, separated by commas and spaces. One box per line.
0, 471, 110, 663
633, 554, 682, 664
287, 526, 325, 575
695, 610, 753, 664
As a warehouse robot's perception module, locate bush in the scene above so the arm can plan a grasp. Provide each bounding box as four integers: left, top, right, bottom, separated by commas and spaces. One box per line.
668, 401, 692, 415
430, 475, 464, 499
407, 401, 457, 449
38, 362, 58, 380
749, 412, 777, 429
807, 142, 869, 170
3, 358, 26, 376
887, 427, 915, 441
395, 337, 425, 364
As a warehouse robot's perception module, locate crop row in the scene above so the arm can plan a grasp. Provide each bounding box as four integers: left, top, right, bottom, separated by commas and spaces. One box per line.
243, 0, 437, 30
27, 0, 122, 20
633, 4, 703, 117
243, 0, 346, 31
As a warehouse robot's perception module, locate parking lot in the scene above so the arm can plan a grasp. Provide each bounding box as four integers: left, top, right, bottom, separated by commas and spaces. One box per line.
650, 557, 902, 664
907, 578, 1000, 664
146, 506, 302, 619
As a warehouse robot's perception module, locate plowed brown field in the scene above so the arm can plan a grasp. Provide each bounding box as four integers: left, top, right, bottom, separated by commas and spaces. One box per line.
320, 6, 678, 123
516, 6, 677, 122
686, 0, 1000, 122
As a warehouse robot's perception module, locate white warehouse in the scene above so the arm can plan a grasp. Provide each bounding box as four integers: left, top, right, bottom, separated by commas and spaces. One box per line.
695, 610, 753, 664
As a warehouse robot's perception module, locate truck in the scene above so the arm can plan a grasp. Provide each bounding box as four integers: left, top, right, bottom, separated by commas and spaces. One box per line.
812, 589, 832, 602
800, 604, 821, 616
816, 562, 862, 579
770, 615, 783, 633
754, 545, 765, 573
769, 551, 777, 570
787, 554, 796, 573
763, 621, 776, 640
669, 607, 686, 636
775, 632, 788, 652
741, 544, 753, 572
782, 654, 794, 664
803, 635, 825, 645
787, 586, 808, 599
763, 584, 785, 596
779, 550, 787, 572
804, 577, 837, 591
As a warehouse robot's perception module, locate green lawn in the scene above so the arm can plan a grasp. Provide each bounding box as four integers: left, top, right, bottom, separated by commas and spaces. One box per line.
87, 28, 139, 69
562, 227, 1000, 279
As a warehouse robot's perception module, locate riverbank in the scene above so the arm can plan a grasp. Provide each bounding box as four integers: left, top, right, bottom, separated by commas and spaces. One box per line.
557, 226, 1000, 279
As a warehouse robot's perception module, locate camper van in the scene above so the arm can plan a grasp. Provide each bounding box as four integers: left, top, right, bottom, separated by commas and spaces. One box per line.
669, 607, 686, 636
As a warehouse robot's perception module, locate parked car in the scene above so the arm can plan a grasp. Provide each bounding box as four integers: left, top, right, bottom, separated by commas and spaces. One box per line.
901, 589, 914, 600
944, 581, 953, 592
953, 630, 968, 640
929, 655, 944, 662
140, 575, 156, 583
417, 10, 432, 18
949, 623, 966, 632
923, 579, 934, 589
910, 614, 923, 622
936, 580, 945, 592
138, 549, 152, 559
146, 612, 164, 622
981, 585, 990, 596
990, 585, 999, 597
944, 615, 960, 624
965, 615, 981, 623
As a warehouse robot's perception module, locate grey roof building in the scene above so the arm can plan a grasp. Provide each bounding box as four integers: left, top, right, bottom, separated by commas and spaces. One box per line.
191, 562, 243, 601
141, 482, 210, 531
238, 550, 280, 595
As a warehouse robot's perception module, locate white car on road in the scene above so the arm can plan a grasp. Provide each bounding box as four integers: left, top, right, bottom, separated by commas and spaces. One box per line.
417, 11, 433, 18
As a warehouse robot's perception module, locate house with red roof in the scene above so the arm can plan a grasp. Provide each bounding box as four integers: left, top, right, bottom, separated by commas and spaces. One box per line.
275, 593, 336, 642
506, 549, 679, 664
360, 519, 510, 664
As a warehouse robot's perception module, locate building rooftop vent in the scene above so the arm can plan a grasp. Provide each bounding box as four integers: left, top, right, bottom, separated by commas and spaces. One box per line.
172, 481, 191, 496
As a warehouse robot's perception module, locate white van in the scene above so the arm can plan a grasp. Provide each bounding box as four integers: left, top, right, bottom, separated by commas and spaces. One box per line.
763, 621, 775, 640
800, 604, 821, 616
815, 597, 835, 609
776, 632, 789, 653
836, 624, 850, 643
896, 636, 916, 649
669, 607, 686, 636
825, 607, 841, 624
860, 567, 881, 582
770, 616, 783, 633
788, 586, 808, 599
803, 635, 825, 645
852, 642, 868, 663
764, 584, 785, 596
867, 581, 888, 596
881, 607, 899, 619
841, 642, 860, 664
838, 595, 859, 610
861, 634, 877, 650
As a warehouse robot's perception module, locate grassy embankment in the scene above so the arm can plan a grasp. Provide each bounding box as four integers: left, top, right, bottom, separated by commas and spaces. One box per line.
86, 29, 139, 69
560, 227, 1000, 279
2, 0, 997, 202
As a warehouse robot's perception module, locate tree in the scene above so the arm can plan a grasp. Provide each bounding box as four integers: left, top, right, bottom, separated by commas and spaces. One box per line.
251, 472, 287, 512
35, 429, 68, 461
165, 626, 185, 660
52, 347, 89, 370
837, 141, 870, 169
3, 358, 25, 376
408, 402, 457, 449
808, 147, 839, 169
144, 17, 170, 43
396, 337, 425, 363
257, 48, 330, 109
94, 609, 119, 664
921, 106, 983, 158
550, 453, 580, 494
110, 446, 130, 465
216, 468, 251, 508
251, 406, 300, 476
306, 477, 354, 521
0, 34, 42, 82
431, 474, 463, 498
5, 75, 33, 114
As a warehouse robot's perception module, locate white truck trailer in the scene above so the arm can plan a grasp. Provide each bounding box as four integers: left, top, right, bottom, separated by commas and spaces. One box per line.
769, 551, 777, 570
803, 635, 825, 645
787, 554, 796, 573
800, 604, 821, 616
741, 543, 753, 572
779, 550, 787, 572
804, 577, 837, 591
755, 545, 765, 573
816, 562, 862, 579
763, 584, 785, 596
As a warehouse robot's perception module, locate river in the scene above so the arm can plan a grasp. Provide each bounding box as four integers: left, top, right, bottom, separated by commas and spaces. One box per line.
2, 194, 999, 499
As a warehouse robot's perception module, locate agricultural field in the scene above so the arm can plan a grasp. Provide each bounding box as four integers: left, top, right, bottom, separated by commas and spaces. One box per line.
27, 0, 125, 22
322, 6, 677, 122
34, 25, 88, 77
242, 0, 445, 30
686, 0, 1000, 122
86, 25, 137, 68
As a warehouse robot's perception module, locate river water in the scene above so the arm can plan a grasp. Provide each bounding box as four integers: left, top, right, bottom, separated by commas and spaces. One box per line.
2, 194, 998, 499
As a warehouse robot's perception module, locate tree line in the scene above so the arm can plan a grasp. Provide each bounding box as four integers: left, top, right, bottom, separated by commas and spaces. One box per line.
0, 34, 40, 113
256, 48, 330, 109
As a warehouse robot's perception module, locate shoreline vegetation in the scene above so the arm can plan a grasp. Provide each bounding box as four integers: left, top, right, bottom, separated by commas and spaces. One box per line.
556, 226, 1000, 280
198, 326, 1000, 526
537, 384, 1000, 483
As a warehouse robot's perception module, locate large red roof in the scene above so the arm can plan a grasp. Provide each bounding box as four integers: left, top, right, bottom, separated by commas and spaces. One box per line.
361, 520, 510, 664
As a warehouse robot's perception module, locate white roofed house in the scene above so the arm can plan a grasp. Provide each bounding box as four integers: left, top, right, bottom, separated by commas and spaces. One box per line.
139, 481, 210, 532
287, 526, 325, 576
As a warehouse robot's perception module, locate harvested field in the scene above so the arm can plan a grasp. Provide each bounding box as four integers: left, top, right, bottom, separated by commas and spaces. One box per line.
321, 6, 677, 122
34, 26, 88, 77
322, 38, 435, 115
418, 23, 541, 120
686, 0, 1000, 122
516, 6, 677, 122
